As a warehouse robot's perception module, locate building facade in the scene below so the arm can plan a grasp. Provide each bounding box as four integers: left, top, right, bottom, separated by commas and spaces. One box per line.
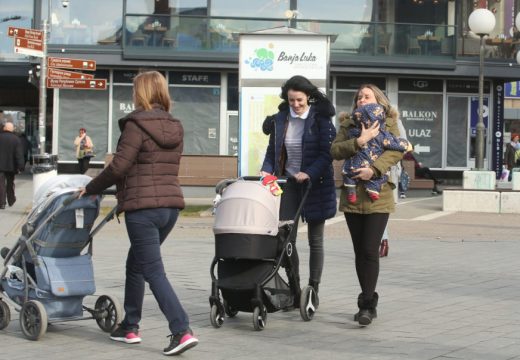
2, 0, 520, 180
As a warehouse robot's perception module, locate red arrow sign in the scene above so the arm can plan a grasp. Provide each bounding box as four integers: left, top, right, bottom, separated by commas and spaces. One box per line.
14, 36, 43, 57
46, 78, 107, 90
47, 57, 96, 71
8, 27, 43, 41
47, 68, 95, 80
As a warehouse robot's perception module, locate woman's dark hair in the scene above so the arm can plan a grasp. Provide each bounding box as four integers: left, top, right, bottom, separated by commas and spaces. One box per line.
280, 75, 328, 105
262, 115, 275, 135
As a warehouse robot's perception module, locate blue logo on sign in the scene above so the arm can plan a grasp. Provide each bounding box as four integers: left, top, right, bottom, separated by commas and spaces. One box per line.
245, 47, 274, 71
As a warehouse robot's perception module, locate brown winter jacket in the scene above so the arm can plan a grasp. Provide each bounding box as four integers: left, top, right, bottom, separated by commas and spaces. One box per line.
85, 105, 185, 213
331, 110, 403, 214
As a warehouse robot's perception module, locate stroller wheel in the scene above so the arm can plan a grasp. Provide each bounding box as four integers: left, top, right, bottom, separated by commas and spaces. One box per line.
210, 304, 224, 328
299, 286, 318, 321
224, 300, 238, 318
0, 299, 11, 330
20, 300, 47, 340
252, 306, 267, 331
95, 294, 123, 333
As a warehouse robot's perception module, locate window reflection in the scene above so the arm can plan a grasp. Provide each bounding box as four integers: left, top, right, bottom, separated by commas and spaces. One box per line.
210, 0, 289, 18
0, 0, 32, 61
127, 0, 207, 15
47, 0, 123, 45
297, 0, 374, 21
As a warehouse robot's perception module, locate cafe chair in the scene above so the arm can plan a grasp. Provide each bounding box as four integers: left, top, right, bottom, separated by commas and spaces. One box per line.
129, 29, 147, 46
407, 35, 421, 55
378, 32, 391, 54
162, 28, 177, 47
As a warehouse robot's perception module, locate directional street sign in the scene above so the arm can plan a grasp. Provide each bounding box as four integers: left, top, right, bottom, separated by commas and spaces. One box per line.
47, 57, 96, 71
7, 26, 43, 41
47, 68, 94, 80
46, 78, 107, 90
14, 36, 43, 57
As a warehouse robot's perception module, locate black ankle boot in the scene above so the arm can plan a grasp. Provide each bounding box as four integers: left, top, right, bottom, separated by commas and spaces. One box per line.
354, 292, 378, 326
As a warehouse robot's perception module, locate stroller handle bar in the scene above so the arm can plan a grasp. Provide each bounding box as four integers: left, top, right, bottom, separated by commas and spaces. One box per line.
215, 176, 310, 195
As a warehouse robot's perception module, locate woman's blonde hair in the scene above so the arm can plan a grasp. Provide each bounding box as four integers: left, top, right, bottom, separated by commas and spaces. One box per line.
352, 83, 398, 119
133, 71, 171, 112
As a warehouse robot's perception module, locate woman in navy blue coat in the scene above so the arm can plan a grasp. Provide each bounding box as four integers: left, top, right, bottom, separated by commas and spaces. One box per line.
261, 75, 337, 309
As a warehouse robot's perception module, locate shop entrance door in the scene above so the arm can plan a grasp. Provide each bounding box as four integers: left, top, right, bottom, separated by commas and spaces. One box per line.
446, 95, 489, 169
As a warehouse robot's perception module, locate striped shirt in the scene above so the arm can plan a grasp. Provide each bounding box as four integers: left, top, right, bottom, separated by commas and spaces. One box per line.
284, 107, 309, 176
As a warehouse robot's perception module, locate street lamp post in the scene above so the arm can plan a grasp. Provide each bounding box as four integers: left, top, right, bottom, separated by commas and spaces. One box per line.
468, 8, 496, 170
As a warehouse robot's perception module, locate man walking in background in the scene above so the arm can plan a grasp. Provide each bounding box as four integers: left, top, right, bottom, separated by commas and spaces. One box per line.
0, 122, 25, 209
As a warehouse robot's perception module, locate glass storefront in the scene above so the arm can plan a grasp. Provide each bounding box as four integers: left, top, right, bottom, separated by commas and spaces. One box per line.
51, 71, 495, 171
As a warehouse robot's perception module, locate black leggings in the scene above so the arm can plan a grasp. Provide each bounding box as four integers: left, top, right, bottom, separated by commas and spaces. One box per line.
344, 212, 389, 300
280, 180, 325, 286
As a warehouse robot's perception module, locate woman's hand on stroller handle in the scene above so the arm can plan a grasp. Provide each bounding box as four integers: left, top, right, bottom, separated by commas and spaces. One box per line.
77, 187, 87, 198
293, 172, 310, 183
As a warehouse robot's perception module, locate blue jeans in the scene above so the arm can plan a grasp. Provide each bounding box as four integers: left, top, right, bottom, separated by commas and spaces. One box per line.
122, 207, 189, 335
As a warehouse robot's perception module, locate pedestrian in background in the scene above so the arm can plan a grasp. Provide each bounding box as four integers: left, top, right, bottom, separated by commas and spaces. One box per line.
402, 152, 443, 194
0, 122, 25, 209
74, 127, 94, 174
331, 83, 404, 326
261, 75, 337, 308
79, 71, 198, 356
504, 133, 519, 182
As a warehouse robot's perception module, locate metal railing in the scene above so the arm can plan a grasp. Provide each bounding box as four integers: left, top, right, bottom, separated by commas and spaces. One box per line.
35, 13, 520, 62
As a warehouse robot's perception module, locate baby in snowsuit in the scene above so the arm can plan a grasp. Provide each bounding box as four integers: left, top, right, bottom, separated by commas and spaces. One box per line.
342, 103, 412, 203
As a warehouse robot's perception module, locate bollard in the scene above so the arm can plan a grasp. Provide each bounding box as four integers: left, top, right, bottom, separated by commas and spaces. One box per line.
32, 154, 58, 198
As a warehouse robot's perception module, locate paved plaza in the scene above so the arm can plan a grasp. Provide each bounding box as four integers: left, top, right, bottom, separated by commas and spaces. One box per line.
1, 173, 519, 359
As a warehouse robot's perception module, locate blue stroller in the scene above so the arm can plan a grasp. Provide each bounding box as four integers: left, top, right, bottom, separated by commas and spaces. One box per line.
0, 175, 122, 340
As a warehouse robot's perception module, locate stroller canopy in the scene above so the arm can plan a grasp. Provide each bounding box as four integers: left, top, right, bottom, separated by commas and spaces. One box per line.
29, 174, 92, 223
213, 180, 280, 236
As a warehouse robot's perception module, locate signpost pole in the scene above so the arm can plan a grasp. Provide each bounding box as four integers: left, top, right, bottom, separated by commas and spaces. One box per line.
38, 17, 48, 155
32, 9, 56, 199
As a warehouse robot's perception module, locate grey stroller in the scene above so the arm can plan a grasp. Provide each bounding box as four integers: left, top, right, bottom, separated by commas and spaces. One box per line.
209, 177, 315, 331
0, 175, 122, 340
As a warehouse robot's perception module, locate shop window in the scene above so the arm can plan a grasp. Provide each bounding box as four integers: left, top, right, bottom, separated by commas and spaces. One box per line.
111, 85, 135, 152
398, 92, 443, 168
58, 90, 109, 162
227, 73, 238, 111
170, 87, 220, 155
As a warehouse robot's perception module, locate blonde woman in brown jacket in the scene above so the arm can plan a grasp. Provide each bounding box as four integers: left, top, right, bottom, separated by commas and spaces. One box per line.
331, 84, 404, 326
80, 71, 198, 356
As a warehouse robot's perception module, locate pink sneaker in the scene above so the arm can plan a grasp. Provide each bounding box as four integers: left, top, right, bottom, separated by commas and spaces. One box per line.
163, 329, 199, 356
110, 326, 142, 344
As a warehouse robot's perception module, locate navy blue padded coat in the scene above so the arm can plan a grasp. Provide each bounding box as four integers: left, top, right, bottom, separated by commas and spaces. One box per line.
261, 101, 337, 222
